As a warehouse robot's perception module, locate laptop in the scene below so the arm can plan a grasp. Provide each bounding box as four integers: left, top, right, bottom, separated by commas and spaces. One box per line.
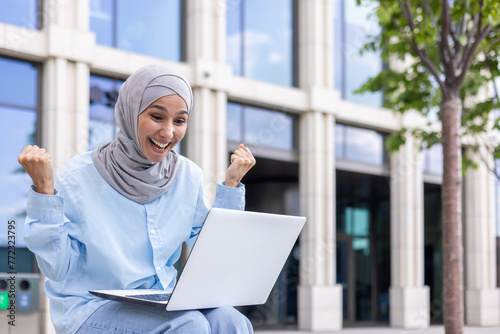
90, 208, 306, 311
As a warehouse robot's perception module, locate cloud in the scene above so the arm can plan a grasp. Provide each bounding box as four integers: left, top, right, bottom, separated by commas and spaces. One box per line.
268, 52, 283, 63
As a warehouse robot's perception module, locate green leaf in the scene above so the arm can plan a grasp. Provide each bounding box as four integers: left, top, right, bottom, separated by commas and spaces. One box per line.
458, 35, 468, 46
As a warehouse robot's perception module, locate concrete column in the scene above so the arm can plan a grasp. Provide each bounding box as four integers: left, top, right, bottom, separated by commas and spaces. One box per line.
41, 56, 90, 174
389, 135, 430, 328
464, 146, 500, 326
298, 0, 334, 89
298, 111, 342, 331
184, 0, 230, 202
296, 1, 341, 331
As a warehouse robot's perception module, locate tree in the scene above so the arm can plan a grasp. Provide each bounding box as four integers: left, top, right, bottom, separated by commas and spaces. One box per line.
356, 1, 500, 333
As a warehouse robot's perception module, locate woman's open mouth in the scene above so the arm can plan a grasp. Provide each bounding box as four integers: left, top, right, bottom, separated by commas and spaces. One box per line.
149, 137, 170, 151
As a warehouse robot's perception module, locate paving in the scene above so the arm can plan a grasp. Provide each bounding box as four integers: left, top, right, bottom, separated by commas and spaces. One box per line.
255, 325, 500, 334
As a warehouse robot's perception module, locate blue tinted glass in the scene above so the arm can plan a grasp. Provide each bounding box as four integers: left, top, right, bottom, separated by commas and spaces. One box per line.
345, 126, 383, 164
337, 0, 382, 107
242, 0, 293, 86
334, 0, 343, 92
226, 102, 243, 142
117, 0, 181, 60
495, 159, 500, 236
89, 118, 117, 150
335, 123, 345, 158
345, 204, 370, 236
0, 0, 38, 28
423, 143, 443, 175
0, 57, 37, 108
0, 107, 37, 247
89, 75, 123, 149
89, 75, 122, 121
90, 0, 114, 46
226, 0, 243, 76
244, 106, 294, 150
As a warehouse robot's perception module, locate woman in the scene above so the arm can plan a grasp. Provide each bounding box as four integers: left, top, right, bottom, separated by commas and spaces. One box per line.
18, 65, 256, 333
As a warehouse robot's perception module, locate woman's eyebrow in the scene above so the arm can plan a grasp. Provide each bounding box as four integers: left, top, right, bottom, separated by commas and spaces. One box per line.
149, 105, 188, 115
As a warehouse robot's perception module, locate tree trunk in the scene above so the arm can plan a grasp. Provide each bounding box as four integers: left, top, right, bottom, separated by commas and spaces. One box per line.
440, 94, 464, 334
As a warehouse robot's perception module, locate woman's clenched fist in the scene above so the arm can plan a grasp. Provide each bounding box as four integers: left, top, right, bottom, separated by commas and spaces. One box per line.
18, 145, 54, 195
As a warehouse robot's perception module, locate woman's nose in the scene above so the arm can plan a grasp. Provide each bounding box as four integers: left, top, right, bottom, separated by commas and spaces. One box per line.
160, 123, 174, 140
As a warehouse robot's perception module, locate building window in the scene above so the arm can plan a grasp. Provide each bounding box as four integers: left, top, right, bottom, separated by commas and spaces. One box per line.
335, 123, 388, 165
334, 0, 382, 107
336, 170, 390, 322
422, 143, 443, 175
424, 183, 443, 323
227, 102, 296, 151
0, 0, 40, 29
495, 159, 500, 288
0, 57, 39, 248
89, 75, 123, 150
90, 0, 182, 61
226, 0, 295, 87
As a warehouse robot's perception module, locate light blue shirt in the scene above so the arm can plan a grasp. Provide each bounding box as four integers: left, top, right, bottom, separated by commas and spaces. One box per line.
23, 152, 245, 334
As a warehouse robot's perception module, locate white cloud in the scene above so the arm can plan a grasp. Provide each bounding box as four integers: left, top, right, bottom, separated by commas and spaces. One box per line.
268, 51, 283, 63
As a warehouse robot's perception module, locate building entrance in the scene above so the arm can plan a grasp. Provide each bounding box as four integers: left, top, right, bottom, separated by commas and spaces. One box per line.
236, 157, 299, 328
336, 170, 391, 325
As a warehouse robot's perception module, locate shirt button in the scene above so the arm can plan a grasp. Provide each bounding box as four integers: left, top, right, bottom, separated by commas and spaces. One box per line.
151, 229, 156, 234
156, 266, 161, 271
54, 205, 60, 210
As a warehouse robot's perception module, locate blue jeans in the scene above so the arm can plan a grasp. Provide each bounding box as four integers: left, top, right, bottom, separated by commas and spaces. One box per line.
75, 302, 254, 334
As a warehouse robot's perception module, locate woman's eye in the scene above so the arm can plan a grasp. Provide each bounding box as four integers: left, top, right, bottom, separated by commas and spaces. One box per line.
151, 115, 162, 121
175, 119, 186, 125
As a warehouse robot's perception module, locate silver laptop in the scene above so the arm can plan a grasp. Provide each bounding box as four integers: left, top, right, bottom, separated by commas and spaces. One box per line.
90, 208, 305, 311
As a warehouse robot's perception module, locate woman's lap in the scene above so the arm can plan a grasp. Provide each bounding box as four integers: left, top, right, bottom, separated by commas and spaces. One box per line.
75, 301, 253, 334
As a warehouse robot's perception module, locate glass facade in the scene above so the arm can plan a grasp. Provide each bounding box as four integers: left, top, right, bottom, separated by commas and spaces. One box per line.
335, 123, 387, 165
334, 0, 383, 107
496, 160, 500, 288
90, 0, 182, 61
89, 75, 123, 150
227, 102, 296, 151
226, 0, 295, 86
424, 183, 443, 323
0, 57, 39, 251
423, 143, 443, 175
0, 0, 39, 28
336, 170, 391, 323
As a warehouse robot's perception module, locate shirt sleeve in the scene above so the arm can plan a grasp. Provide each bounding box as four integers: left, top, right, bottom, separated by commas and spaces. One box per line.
23, 184, 86, 282
186, 181, 246, 248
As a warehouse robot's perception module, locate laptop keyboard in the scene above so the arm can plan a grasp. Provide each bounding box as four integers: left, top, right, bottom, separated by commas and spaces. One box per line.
126, 293, 172, 302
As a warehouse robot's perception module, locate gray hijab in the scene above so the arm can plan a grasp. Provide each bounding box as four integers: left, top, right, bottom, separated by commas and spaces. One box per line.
92, 64, 193, 204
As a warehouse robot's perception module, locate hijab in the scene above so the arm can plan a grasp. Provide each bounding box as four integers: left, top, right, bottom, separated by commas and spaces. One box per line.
92, 64, 193, 204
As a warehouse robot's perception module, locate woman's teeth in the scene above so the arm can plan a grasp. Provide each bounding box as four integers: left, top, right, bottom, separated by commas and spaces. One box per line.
150, 138, 169, 150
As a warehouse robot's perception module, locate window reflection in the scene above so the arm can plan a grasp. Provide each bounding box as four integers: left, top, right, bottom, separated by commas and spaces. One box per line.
226, 102, 243, 142
335, 123, 386, 165
90, 0, 182, 61
0, 57, 38, 108
89, 75, 122, 151
336, 170, 390, 322
495, 160, 500, 237
89, 0, 114, 46
244, 106, 294, 150
0, 57, 39, 247
422, 143, 443, 175
227, 0, 295, 86
334, 0, 382, 107
0, 0, 39, 29
227, 102, 296, 151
